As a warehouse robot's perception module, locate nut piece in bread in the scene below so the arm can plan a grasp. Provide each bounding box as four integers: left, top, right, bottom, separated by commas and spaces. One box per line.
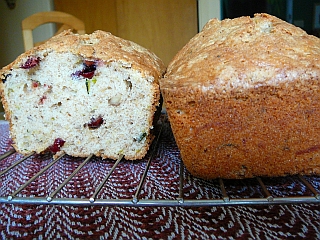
161, 14, 320, 179
0, 30, 165, 160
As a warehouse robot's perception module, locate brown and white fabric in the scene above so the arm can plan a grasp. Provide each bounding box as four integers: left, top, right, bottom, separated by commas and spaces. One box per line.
0, 120, 319, 239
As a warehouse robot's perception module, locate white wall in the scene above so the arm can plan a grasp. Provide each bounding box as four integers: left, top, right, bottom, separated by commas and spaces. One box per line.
0, 0, 54, 68
198, 0, 222, 31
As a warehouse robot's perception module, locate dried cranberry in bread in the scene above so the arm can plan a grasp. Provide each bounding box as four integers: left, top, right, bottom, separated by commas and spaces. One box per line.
160, 14, 320, 179
0, 30, 165, 160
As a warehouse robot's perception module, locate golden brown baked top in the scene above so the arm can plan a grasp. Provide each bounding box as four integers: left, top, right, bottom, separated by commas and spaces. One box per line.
1, 30, 165, 81
162, 13, 320, 91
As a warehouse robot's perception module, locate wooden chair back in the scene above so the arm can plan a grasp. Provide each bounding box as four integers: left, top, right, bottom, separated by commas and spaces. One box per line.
22, 11, 86, 51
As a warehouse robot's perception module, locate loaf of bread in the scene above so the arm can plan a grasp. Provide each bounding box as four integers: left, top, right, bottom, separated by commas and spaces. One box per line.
0, 30, 165, 160
160, 14, 320, 179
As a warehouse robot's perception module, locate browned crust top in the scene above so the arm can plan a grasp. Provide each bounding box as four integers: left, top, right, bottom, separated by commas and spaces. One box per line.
0, 30, 166, 81
161, 13, 320, 91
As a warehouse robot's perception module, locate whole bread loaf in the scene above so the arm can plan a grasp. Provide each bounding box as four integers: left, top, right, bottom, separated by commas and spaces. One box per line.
160, 14, 320, 179
0, 30, 165, 160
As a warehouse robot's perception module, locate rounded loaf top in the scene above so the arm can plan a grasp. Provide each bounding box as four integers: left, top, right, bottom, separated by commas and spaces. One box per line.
163, 13, 320, 91
1, 30, 166, 81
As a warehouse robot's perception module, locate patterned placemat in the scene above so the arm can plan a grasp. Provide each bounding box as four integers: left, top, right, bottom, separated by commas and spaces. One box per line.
0, 119, 319, 239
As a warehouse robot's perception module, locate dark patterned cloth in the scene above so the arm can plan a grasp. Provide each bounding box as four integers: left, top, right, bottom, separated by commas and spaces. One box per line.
0, 120, 319, 239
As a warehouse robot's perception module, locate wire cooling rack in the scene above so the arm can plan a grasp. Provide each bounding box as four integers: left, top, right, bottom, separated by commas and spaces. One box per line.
0, 124, 320, 207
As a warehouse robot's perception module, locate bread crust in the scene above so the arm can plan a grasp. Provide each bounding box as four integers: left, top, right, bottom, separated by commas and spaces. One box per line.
161, 14, 320, 179
1, 30, 165, 82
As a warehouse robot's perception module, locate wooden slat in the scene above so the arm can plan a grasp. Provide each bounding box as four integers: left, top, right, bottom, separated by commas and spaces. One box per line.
54, 0, 198, 66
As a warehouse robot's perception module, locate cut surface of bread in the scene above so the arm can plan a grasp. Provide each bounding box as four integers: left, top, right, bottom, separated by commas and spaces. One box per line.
0, 30, 165, 160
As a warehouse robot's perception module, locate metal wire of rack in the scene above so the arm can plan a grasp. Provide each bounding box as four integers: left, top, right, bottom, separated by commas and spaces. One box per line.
0, 126, 320, 207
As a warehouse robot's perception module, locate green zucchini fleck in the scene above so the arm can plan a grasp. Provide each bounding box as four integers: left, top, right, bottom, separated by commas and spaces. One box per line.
85, 78, 97, 94
135, 132, 147, 142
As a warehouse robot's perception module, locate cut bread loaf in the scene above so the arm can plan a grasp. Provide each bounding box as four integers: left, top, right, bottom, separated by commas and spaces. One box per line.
160, 14, 320, 179
0, 30, 165, 160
